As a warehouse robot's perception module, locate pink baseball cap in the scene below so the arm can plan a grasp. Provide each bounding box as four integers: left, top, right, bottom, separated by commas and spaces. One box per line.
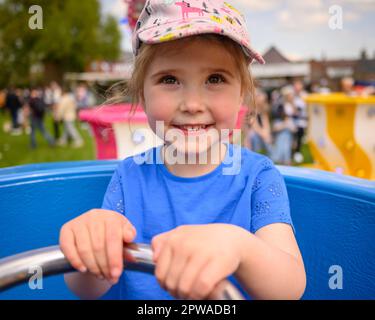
132, 0, 265, 65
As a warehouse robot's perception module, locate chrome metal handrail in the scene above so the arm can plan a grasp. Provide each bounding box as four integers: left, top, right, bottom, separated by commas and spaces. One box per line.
0, 244, 244, 300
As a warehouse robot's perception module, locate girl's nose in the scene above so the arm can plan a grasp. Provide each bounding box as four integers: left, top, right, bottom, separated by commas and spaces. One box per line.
179, 89, 205, 114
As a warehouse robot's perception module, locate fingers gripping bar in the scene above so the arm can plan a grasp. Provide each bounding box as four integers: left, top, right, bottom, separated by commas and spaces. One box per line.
0, 244, 244, 300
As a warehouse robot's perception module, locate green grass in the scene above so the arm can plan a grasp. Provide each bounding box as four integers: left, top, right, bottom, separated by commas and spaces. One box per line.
298, 143, 314, 165
0, 110, 314, 169
240, 131, 314, 166
0, 111, 95, 168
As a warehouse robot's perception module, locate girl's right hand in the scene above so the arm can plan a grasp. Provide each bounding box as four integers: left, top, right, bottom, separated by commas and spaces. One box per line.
59, 209, 136, 285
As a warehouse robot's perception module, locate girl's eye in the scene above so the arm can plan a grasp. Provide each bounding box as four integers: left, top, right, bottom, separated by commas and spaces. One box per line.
208, 74, 226, 84
160, 76, 178, 85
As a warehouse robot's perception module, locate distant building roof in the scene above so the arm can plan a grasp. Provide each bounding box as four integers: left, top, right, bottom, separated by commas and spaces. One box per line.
356, 59, 375, 74
251, 62, 310, 78
262, 46, 291, 64
317, 59, 357, 68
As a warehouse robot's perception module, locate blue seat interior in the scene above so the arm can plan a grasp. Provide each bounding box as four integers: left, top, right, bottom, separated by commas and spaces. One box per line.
0, 161, 374, 299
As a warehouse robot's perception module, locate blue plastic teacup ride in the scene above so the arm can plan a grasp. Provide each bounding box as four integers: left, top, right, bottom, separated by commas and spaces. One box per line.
0, 161, 374, 299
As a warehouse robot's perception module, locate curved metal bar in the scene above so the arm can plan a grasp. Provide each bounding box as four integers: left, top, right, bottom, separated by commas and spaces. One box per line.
0, 244, 244, 300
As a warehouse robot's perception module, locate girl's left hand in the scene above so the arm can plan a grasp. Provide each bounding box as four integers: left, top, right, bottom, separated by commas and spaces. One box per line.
151, 224, 246, 300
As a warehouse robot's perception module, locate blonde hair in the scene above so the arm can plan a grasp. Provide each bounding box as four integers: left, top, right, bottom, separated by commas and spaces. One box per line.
107, 34, 257, 120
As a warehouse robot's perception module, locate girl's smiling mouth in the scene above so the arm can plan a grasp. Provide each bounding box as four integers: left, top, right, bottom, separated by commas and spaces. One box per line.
171, 123, 216, 135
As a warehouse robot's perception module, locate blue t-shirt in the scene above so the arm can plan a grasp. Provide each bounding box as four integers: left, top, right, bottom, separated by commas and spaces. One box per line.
100, 143, 294, 300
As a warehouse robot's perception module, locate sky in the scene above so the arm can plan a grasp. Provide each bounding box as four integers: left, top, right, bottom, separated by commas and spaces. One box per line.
100, 0, 375, 61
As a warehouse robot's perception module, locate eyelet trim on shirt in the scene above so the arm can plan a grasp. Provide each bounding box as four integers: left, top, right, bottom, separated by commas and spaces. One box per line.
268, 182, 283, 197
109, 175, 120, 193
275, 212, 292, 224
116, 199, 125, 214
251, 177, 261, 192
254, 200, 271, 216
261, 159, 273, 170
108, 171, 125, 214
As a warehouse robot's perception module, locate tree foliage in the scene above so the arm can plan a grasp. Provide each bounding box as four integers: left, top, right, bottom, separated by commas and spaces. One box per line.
0, 0, 121, 86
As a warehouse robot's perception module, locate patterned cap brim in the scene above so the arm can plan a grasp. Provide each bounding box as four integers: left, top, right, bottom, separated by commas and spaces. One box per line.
135, 20, 265, 65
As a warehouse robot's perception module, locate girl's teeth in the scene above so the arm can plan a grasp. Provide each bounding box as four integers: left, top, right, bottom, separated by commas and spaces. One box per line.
181, 125, 207, 131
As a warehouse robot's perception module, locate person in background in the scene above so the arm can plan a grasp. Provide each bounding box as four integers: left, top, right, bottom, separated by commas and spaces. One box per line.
56, 87, 84, 148
75, 83, 95, 131
244, 90, 272, 156
317, 78, 331, 94
271, 86, 297, 165
20, 88, 31, 135
28, 88, 55, 149
292, 80, 308, 164
43, 84, 54, 109
270, 89, 282, 112
340, 77, 357, 96
5, 87, 22, 135
45, 81, 63, 140
75, 83, 96, 111
15, 88, 29, 135
364, 86, 375, 96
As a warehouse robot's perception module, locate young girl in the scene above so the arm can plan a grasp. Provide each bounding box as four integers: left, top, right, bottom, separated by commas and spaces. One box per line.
59, 0, 306, 300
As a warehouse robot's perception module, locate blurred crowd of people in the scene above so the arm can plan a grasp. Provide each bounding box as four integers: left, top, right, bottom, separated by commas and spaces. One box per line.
244, 79, 308, 165
0, 82, 96, 149
243, 77, 374, 165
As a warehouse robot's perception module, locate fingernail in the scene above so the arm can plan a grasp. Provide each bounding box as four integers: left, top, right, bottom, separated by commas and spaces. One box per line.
79, 266, 87, 273
111, 268, 121, 278
153, 248, 160, 261
152, 253, 158, 262
130, 228, 136, 238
